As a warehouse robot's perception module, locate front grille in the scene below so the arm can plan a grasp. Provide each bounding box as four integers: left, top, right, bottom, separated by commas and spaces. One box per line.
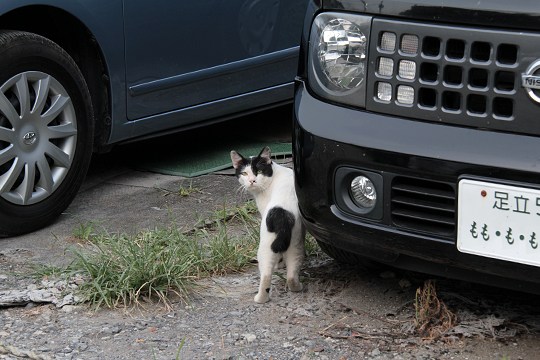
367, 19, 540, 136
391, 176, 456, 237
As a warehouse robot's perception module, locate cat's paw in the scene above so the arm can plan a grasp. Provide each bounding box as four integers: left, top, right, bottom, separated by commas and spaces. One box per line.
254, 293, 270, 303
287, 279, 303, 292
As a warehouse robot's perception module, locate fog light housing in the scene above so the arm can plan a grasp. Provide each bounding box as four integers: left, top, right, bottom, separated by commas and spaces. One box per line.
334, 166, 384, 221
334, 168, 383, 220
350, 176, 377, 209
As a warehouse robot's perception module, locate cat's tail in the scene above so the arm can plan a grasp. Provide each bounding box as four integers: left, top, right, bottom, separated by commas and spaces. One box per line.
266, 207, 295, 253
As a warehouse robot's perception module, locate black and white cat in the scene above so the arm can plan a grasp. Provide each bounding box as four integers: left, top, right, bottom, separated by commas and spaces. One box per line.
230, 146, 305, 303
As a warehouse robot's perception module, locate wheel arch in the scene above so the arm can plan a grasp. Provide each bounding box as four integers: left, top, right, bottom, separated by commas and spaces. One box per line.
0, 5, 112, 152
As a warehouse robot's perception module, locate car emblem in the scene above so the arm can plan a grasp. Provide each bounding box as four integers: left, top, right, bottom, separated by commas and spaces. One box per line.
522, 59, 540, 103
23, 131, 37, 145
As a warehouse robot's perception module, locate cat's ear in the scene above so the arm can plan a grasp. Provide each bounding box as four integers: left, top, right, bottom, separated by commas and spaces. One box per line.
230, 150, 245, 169
258, 146, 272, 165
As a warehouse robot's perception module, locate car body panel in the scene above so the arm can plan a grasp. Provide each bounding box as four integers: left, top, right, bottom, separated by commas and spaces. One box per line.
124, 0, 305, 122
0, 0, 308, 144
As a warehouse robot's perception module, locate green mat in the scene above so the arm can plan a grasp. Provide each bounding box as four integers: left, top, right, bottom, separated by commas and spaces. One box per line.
135, 141, 292, 177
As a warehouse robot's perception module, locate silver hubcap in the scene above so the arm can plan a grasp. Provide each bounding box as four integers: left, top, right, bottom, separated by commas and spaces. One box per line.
0, 71, 77, 205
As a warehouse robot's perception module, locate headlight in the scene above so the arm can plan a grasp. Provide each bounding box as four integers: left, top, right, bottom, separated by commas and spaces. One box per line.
308, 13, 372, 108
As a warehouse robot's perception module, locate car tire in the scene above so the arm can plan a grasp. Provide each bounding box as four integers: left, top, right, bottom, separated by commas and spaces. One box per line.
0, 31, 94, 237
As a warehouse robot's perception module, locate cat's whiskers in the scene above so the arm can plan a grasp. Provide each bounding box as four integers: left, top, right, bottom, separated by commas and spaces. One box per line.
235, 185, 248, 198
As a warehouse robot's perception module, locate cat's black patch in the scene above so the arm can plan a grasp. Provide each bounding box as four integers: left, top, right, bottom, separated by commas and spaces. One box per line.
252, 149, 273, 177
266, 207, 295, 253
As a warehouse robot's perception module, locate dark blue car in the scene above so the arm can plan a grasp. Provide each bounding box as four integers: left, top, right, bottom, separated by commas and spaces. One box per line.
0, 0, 307, 236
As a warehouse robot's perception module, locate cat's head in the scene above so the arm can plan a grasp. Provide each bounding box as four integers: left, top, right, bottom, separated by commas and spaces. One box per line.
230, 146, 273, 193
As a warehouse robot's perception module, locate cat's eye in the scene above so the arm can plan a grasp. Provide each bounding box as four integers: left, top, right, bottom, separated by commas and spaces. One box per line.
241, 171, 248, 176
257, 170, 263, 174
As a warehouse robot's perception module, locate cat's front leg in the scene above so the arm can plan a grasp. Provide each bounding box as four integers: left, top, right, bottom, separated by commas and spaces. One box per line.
254, 273, 272, 303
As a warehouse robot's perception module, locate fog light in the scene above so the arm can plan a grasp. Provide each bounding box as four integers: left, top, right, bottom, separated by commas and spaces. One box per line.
350, 176, 377, 209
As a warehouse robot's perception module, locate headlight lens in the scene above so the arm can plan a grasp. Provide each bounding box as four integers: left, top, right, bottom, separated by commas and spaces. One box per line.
318, 18, 366, 90
308, 13, 372, 108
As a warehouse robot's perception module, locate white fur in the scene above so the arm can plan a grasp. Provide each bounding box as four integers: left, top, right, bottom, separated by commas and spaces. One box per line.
231, 149, 305, 303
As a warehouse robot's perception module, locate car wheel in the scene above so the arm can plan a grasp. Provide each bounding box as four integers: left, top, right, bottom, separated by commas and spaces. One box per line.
0, 31, 94, 237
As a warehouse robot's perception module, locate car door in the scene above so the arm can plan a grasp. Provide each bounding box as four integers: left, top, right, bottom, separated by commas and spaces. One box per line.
123, 0, 307, 122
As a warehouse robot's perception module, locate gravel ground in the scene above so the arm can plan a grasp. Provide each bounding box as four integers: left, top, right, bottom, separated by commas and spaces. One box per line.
1, 251, 540, 360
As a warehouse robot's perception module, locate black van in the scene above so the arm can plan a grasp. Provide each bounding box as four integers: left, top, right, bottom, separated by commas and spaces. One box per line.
293, 0, 540, 293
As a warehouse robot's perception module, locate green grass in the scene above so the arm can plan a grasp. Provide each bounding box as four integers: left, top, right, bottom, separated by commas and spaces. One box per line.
177, 182, 203, 197
60, 201, 259, 308
72, 221, 99, 241
305, 233, 324, 258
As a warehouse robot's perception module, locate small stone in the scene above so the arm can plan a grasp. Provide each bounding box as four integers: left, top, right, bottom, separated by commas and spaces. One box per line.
370, 348, 381, 356
26, 284, 38, 290
62, 305, 77, 313
243, 334, 256, 343
109, 326, 121, 334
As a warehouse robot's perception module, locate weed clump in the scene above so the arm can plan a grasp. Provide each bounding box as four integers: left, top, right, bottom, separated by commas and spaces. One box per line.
414, 279, 457, 340
64, 201, 259, 309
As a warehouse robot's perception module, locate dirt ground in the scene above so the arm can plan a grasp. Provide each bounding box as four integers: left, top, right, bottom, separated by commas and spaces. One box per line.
1, 111, 540, 359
